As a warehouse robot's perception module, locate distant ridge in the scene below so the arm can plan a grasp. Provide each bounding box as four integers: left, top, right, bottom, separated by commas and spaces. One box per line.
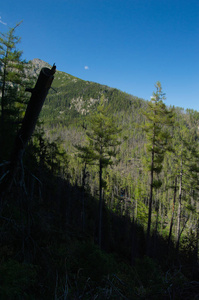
28, 58, 145, 125
29, 58, 52, 76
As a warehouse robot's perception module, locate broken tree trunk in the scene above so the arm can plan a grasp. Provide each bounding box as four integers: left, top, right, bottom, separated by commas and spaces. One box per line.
0, 65, 56, 195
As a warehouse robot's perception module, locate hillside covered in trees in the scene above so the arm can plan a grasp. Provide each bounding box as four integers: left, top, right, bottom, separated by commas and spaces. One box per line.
0, 25, 199, 299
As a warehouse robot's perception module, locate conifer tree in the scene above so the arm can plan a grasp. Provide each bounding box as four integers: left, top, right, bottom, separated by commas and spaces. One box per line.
143, 81, 174, 254
76, 101, 121, 247
0, 22, 30, 158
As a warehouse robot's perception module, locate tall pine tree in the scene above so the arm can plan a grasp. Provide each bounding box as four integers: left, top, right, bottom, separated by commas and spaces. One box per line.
0, 22, 30, 159
76, 101, 121, 247
143, 81, 174, 254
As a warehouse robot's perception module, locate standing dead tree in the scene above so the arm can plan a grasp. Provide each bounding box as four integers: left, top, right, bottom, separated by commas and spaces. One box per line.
0, 64, 56, 197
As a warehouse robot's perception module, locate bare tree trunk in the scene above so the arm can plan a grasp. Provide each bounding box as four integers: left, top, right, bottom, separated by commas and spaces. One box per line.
98, 159, 103, 248
196, 218, 199, 265
176, 158, 183, 254
1, 64, 7, 129
168, 176, 177, 250
81, 163, 87, 232
0, 65, 56, 197
147, 141, 154, 255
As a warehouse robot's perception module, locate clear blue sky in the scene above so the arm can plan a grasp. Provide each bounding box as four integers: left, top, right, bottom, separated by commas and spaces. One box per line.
1, 0, 198, 110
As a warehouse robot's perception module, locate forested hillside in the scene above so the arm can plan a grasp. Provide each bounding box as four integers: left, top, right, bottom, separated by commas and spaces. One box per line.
0, 26, 199, 299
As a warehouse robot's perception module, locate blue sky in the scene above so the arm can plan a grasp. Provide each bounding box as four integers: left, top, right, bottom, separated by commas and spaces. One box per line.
0, 0, 198, 110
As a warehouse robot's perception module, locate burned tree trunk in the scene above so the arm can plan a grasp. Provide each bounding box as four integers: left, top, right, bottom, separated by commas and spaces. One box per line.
0, 65, 56, 195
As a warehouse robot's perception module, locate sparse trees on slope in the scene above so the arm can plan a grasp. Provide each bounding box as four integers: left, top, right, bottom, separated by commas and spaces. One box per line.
171, 116, 199, 255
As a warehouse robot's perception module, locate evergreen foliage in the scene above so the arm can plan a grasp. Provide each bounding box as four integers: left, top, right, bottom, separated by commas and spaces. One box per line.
0, 22, 31, 160
142, 81, 174, 252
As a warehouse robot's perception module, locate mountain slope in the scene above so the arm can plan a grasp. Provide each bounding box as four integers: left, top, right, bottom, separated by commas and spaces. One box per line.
29, 59, 146, 126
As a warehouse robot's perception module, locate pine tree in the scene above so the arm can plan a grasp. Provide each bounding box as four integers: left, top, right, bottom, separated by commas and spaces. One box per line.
76, 101, 121, 247
0, 22, 30, 159
143, 81, 174, 254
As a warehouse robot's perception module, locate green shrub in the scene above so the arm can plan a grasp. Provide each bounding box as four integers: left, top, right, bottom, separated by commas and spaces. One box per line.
0, 259, 37, 299
67, 241, 118, 282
